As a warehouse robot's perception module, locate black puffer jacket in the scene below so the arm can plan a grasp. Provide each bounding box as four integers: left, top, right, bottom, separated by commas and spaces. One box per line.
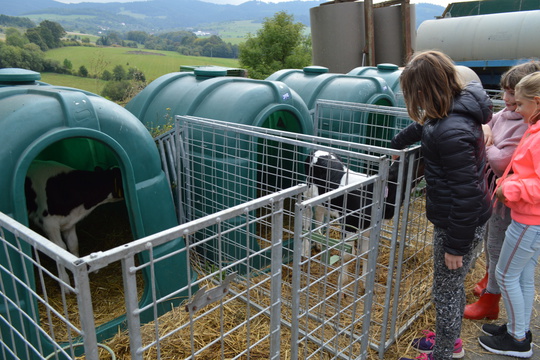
391, 82, 493, 256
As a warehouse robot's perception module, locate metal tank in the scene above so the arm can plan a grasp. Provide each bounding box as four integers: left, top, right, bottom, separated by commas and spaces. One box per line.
416, 10, 540, 62
310, 2, 415, 73
416, 10, 540, 87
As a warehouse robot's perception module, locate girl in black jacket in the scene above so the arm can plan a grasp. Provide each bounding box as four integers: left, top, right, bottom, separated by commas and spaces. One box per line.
394, 50, 492, 360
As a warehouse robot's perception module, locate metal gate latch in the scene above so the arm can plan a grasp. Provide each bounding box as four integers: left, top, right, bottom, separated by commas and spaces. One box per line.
185, 272, 237, 313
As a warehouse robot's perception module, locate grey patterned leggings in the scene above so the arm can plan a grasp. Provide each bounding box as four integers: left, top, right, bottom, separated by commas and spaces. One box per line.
432, 225, 485, 360
484, 205, 512, 293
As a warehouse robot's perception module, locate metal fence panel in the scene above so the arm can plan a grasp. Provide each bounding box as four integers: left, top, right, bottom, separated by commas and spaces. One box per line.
175, 113, 427, 358
0, 212, 98, 360
312, 100, 430, 358
176, 115, 395, 359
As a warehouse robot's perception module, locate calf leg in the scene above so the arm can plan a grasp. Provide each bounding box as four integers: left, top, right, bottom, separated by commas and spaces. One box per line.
338, 230, 370, 297
337, 231, 357, 295
62, 227, 79, 257
42, 222, 68, 252
359, 230, 370, 282
42, 222, 73, 289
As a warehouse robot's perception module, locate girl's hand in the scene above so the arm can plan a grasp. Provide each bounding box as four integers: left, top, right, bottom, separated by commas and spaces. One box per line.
496, 185, 506, 203
482, 124, 493, 146
445, 253, 463, 269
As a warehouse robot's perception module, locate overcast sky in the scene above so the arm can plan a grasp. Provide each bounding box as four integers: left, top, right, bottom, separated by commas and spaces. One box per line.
55, 0, 453, 7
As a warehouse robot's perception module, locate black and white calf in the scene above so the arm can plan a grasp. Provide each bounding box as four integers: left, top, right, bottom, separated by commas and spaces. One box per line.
25, 160, 124, 285
303, 150, 422, 291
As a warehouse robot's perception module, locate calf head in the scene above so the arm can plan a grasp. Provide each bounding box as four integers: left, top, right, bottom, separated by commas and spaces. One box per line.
304, 150, 347, 194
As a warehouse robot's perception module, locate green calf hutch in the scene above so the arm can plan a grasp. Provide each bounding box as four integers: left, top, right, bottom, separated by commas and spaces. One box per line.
180, 65, 248, 77
347, 63, 483, 109
0, 69, 193, 358
266, 66, 397, 147
347, 63, 405, 108
345, 63, 414, 138
126, 67, 314, 272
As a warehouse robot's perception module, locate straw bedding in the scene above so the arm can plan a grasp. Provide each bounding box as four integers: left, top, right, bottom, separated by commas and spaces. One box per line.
38, 198, 496, 359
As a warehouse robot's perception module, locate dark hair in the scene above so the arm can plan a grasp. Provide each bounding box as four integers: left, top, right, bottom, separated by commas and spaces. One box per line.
500, 61, 540, 90
400, 50, 463, 124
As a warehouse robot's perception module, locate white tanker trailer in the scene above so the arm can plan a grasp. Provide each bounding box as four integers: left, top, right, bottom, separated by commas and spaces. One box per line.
416, 9, 540, 88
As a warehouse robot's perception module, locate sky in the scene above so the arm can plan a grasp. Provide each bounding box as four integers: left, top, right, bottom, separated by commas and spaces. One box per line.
54, 0, 453, 7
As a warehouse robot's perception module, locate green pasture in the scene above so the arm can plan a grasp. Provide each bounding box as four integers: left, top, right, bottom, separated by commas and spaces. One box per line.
201, 20, 261, 45
66, 32, 100, 43
202, 20, 310, 45
45, 47, 240, 82
39, 73, 107, 94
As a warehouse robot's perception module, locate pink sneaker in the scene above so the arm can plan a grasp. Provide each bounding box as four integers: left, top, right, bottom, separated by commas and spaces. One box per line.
411, 330, 465, 358
399, 352, 433, 360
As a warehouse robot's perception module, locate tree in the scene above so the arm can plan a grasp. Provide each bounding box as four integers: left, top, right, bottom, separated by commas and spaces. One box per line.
101, 70, 113, 81
0, 43, 45, 71
5, 28, 29, 48
90, 51, 111, 80
126, 30, 149, 44
25, 28, 48, 51
78, 65, 89, 77
127, 67, 146, 83
63, 58, 73, 71
25, 20, 65, 51
39, 20, 65, 48
238, 11, 311, 79
0, 45, 24, 68
112, 65, 126, 81
21, 43, 45, 72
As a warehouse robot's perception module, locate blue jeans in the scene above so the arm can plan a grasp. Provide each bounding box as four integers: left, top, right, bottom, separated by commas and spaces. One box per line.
496, 220, 540, 340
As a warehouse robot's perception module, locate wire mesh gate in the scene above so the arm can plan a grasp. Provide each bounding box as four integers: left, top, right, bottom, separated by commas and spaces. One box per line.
312, 100, 431, 357
175, 112, 429, 359
176, 115, 397, 359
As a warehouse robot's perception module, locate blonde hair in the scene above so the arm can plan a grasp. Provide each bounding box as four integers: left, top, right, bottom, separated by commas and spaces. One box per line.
400, 50, 463, 124
500, 61, 540, 90
515, 71, 540, 124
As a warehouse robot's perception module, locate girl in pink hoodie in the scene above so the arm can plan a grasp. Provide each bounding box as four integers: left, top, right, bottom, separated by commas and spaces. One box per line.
465, 62, 540, 321
478, 71, 540, 358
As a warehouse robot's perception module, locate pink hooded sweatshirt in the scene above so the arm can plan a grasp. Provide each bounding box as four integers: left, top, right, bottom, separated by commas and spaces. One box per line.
501, 120, 540, 225
486, 108, 528, 177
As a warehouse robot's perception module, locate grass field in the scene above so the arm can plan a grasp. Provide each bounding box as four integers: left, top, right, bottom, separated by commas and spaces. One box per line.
39, 73, 108, 95
66, 32, 100, 43
200, 20, 262, 45
205, 20, 310, 45
45, 46, 240, 83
